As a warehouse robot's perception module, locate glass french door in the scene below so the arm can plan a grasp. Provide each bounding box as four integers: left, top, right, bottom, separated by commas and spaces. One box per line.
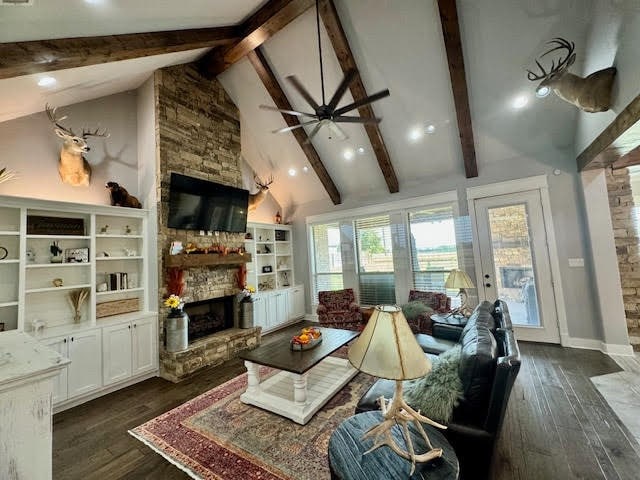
474, 190, 560, 343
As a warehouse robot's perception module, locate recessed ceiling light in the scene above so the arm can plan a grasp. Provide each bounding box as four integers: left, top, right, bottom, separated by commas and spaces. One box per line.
426, 124, 436, 134
408, 127, 423, 142
303, 166, 309, 173
512, 95, 529, 109
357, 147, 365, 155
288, 168, 297, 176
343, 149, 354, 161
535, 86, 551, 98
37, 76, 56, 87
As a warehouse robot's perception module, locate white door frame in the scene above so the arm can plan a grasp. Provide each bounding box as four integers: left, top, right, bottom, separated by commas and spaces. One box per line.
467, 175, 570, 346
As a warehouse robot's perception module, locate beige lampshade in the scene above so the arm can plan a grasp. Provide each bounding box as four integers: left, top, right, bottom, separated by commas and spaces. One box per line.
445, 269, 475, 289
348, 305, 430, 380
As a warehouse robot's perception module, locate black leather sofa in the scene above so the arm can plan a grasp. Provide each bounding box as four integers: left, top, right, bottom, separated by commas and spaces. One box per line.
355, 300, 521, 479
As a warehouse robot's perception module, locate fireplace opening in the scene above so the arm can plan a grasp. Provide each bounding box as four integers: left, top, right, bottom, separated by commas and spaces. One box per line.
184, 295, 234, 342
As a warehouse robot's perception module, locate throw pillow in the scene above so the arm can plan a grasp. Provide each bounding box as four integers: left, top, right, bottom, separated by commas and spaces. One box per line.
401, 301, 434, 322
404, 346, 463, 424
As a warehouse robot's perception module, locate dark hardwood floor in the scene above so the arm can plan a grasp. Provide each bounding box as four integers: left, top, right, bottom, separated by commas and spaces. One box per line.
53, 324, 640, 479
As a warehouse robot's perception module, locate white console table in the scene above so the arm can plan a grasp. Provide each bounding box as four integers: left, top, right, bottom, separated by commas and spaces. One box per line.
0, 331, 69, 480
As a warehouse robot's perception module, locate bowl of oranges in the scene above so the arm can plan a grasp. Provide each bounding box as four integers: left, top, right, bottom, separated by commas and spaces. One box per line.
290, 327, 323, 351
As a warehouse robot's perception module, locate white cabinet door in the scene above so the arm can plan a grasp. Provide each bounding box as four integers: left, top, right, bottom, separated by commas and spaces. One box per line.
68, 329, 102, 398
265, 294, 278, 329
252, 294, 268, 329
102, 323, 132, 386
42, 335, 69, 404
289, 286, 305, 320
275, 291, 289, 327
132, 317, 157, 375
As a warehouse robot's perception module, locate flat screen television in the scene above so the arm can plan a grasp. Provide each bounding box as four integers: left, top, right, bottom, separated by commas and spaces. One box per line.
167, 173, 249, 233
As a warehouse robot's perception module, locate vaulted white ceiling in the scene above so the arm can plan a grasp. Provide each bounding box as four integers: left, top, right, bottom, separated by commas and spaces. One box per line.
0, 0, 621, 210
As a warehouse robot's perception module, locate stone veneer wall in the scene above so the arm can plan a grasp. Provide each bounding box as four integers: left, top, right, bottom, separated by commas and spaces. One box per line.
606, 168, 640, 351
154, 63, 259, 380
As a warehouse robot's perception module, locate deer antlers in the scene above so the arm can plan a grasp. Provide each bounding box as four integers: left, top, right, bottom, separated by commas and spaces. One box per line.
254, 174, 274, 190
45, 104, 110, 139
527, 37, 576, 81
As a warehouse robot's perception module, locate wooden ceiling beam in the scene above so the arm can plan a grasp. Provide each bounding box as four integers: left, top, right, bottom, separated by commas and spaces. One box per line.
199, 0, 315, 79
0, 27, 239, 80
247, 48, 341, 205
577, 93, 640, 171
437, 0, 478, 178
319, 0, 399, 194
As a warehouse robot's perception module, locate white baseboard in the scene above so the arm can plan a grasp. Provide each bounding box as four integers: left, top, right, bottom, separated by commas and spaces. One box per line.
566, 337, 635, 356
304, 314, 318, 322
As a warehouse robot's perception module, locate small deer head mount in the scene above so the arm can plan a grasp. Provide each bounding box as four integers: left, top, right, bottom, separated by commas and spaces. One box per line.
527, 37, 616, 113
248, 174, 273, 212
46, 104, 109, 186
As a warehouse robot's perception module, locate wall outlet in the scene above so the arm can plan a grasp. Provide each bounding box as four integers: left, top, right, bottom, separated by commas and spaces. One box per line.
568, 258, 584, 267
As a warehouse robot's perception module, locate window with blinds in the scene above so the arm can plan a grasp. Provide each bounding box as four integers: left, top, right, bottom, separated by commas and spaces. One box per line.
409, 205, 459, 293
310, 223, 343, 303
355, 215, 396, 305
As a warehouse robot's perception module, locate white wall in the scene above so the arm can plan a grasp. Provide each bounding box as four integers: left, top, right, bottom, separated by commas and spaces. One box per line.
575, 0, 640, 154
136, 76, 158, 313
0, 92, 138, 205
292, 148, 603, 343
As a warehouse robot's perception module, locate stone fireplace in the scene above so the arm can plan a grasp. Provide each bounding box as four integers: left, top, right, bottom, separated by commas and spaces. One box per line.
185, 295, 235, 342
155, 63, 261, 382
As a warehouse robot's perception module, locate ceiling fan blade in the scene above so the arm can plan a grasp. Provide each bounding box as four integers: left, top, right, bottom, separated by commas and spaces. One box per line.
333, 89, 390, 116
333, 115, 381, 124
303, 122, 323, 144
272, 119, 319, 134
286, 75, 320, 111
259, 105, 317, 119
327, 69, 358, 111
324, 120, 348, 141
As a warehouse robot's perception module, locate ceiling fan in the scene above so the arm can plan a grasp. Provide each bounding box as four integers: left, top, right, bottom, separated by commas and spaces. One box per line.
259, 0, 390, 143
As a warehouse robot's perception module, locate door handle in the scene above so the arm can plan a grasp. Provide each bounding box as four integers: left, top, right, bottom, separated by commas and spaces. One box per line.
485, 283, 491, 288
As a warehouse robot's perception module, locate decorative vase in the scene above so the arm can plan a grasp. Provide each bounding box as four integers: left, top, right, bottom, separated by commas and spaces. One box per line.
240, 296, 255, 329
165, 308, 189, 352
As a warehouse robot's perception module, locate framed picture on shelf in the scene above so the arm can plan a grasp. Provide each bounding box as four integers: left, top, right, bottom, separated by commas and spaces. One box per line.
262, 265, 273, 273
64, 248, 89, 263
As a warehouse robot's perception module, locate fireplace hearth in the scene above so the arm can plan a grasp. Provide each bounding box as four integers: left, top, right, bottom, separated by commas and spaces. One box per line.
184, 295, 234, 342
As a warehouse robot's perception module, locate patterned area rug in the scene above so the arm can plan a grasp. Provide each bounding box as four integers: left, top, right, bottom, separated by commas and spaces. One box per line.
129, 367, 375, 480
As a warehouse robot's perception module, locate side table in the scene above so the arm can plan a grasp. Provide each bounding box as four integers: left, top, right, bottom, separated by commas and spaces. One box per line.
430, 312, 469, 327
328, 411, 459, 480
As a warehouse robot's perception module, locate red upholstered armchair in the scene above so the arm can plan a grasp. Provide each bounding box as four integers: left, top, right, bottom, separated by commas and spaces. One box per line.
316, 288, 363, 331
405, 289, 451, 334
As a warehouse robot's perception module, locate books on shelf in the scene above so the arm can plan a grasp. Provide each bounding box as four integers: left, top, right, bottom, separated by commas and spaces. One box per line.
104, 272, 138, 291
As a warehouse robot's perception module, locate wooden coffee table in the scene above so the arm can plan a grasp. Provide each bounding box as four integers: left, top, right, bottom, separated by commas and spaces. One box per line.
238, 327, 359, 425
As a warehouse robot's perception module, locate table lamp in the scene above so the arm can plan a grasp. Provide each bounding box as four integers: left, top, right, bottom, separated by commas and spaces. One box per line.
444, 269, 475, 317
348, 305, 447, 474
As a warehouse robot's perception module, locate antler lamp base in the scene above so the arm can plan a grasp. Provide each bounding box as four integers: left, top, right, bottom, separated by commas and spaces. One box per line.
362, 380, 447, 475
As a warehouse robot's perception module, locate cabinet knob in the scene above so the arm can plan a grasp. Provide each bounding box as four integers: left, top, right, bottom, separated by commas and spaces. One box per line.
63, 338, 67, 343
485, 283, 491, 288
133, 324, 137, 328
71, 337, 74, 342
128, 325, 131, 329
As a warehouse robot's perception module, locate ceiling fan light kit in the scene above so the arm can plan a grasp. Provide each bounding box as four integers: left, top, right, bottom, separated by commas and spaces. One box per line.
260, 0, 390, 142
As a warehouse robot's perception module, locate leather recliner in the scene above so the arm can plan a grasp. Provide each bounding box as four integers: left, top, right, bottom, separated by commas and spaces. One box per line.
355, 300, 521, 479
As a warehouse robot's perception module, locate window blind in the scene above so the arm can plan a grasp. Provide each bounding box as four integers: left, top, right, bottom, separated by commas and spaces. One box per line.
355, 215, 396, 305
409, 206, 459, 293
310, 223, 343, 303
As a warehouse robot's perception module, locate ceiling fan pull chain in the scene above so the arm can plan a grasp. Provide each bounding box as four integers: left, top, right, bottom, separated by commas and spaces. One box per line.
316, 0, 326, 105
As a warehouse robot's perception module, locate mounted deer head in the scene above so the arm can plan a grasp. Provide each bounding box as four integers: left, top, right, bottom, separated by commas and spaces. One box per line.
527, 37, 616, 113
248, 174, 273, 212
46, 104, 109, 186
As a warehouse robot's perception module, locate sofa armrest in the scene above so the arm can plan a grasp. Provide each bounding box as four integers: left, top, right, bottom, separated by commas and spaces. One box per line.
432, 323, 463, 342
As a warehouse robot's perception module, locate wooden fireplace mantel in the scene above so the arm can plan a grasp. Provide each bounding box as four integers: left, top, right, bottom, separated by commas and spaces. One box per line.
165, 253, 252, 268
